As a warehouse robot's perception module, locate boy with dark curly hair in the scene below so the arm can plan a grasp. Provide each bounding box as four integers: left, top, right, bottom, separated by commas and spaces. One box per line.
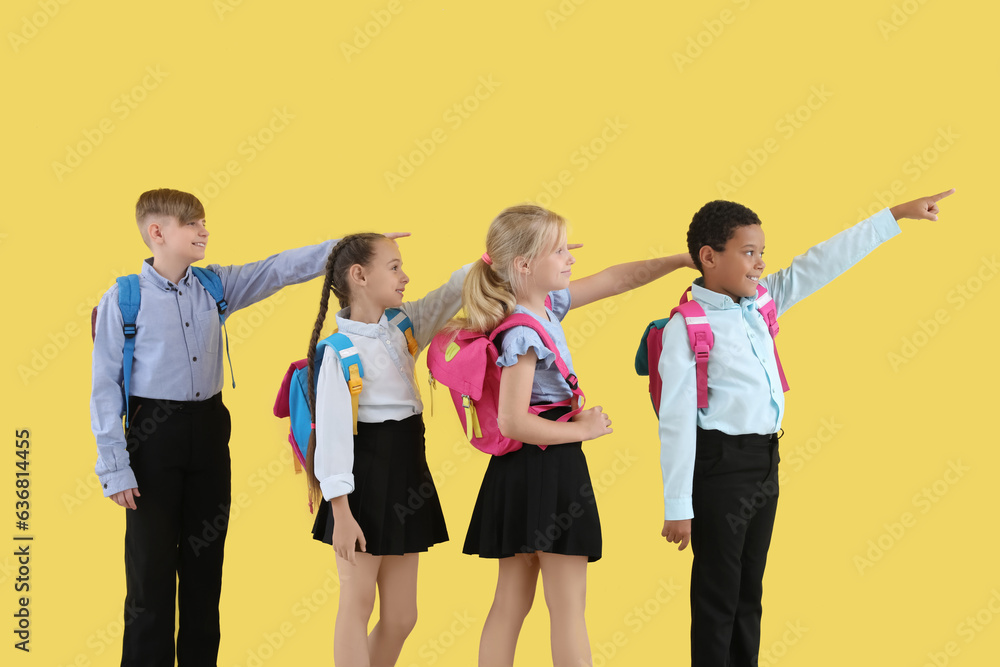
655, 188, 954, 666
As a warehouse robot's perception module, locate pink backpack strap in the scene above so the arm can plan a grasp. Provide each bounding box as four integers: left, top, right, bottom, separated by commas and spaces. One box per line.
670, 291, 713, 409
489, 313, 586, 412
754, 284, 789, 392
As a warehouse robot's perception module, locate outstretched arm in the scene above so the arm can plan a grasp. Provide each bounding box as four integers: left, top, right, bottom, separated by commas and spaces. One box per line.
568, 253, 694, 309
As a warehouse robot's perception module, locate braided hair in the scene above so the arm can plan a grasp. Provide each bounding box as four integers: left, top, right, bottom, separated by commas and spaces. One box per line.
305, 233, 384, 505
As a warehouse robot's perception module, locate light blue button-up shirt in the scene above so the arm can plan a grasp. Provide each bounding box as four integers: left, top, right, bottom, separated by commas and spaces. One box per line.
658, 209, 901, 520
90, 240, 337, 496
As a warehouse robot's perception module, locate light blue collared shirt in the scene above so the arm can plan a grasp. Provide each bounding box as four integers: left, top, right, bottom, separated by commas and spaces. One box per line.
90, 240, 337, 496
658, 209, 901, 520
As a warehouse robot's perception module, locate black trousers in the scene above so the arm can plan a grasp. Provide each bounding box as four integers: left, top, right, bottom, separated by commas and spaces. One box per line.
121, 394, 232, 667
690, 428, 780, 667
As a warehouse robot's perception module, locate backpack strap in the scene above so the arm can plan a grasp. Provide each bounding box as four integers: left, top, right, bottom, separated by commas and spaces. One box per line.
754, 284, 789, 392
320, 333, 365, 435
191, 267, 236, 388
385, 308, 419, 358
116, 275, 141, 429
670, 290, 713, 410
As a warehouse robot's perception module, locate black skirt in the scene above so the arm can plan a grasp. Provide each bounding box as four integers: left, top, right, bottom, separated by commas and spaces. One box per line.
463, 407, 602, 562
312, 414, 448, 555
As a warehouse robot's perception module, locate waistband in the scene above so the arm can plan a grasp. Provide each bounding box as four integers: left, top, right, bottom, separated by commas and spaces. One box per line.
356, 412, 424, 437
696, 427, 777, 447
130, 392, 224, 413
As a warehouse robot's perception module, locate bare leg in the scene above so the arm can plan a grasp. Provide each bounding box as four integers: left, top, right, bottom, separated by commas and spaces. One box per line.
334, 552, 381, 666
369, 553, 420, 667
479, 553, 540, 667
538, 553, 591, 667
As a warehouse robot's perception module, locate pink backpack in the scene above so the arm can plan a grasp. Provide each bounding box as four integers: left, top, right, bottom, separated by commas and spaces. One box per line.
426, 314, 586, 456
635, 284, 789, 414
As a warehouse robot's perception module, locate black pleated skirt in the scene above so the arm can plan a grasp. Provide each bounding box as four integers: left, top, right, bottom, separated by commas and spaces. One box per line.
312, 414, 448, 555
463, 407, 602, 562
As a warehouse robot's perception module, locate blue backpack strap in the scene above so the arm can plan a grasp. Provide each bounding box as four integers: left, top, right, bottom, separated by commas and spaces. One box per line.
385, 308, 418, 358
191, 266, 236, 388
324, 332, 364, 435
116, 275, 141, 429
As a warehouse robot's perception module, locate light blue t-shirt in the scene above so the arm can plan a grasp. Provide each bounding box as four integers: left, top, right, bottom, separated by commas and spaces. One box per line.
495, 289, 575, 405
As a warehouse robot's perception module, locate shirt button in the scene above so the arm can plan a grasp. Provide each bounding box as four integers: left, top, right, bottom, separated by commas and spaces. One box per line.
196, 392, 201, 397
193, 356, 197, 362
185, 322, 190, 327
103, 483, 108, 489
178, 291, 183, 296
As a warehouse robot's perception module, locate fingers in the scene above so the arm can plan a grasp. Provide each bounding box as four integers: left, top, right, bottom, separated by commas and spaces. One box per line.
383, 232, 412, 240
357, 531, 367, 554
124, 489, 138, 510
568, 243, 584, 250
929, 188, 956, 203
679, 534, 690, 550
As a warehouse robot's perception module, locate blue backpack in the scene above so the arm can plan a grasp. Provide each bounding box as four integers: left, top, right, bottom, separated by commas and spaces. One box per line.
91, 267, 235, 428
273, 309, 419, 474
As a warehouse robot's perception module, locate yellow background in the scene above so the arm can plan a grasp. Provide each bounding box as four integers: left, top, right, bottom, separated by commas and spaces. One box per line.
3, 0, 996, 665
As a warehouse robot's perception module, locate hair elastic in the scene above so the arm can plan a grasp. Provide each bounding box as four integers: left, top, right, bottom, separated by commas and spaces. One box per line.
481, 253, 493, 265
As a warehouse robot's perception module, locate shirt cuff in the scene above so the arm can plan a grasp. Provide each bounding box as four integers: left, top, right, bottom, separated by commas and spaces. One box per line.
320, 474, 355, 501
663, 496, 693, 521
871, 207, 903, 241
100, 467, 139, 498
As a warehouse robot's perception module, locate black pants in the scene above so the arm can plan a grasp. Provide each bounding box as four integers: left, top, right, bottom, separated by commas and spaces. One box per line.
690, 428, 780, 667
121, 394, 232, 667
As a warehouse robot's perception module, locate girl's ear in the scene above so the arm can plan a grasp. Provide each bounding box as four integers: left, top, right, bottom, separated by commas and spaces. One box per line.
698, 245, 716, 271
348, 263, 366, 287
513, 255, 530, 275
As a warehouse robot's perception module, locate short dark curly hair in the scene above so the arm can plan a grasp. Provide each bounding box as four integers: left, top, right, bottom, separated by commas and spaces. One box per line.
687, 200, 762, 272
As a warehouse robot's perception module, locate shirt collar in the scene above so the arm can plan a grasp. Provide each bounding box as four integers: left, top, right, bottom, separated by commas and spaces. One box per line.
690, 278, 756, 311
141, 258, 193, 291
334, 308, 390, 338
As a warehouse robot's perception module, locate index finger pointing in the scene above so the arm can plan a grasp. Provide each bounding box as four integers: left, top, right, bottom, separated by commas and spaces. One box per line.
929, 188, 956, 203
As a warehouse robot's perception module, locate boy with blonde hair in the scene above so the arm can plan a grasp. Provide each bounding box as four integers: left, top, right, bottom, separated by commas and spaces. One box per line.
91, 188, 343, 665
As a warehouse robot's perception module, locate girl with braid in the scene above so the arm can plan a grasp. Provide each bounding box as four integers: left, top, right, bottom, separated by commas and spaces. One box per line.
304, 233, 471, 665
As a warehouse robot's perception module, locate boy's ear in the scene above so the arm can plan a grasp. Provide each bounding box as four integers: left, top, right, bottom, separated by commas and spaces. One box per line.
698, 245, 717, 271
